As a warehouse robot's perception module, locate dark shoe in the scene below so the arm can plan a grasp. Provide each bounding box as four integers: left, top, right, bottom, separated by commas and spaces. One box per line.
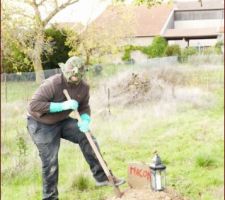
95, 176, 126, 187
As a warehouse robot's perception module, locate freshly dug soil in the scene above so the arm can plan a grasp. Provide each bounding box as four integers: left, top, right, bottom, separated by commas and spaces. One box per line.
106, 187, 189, 200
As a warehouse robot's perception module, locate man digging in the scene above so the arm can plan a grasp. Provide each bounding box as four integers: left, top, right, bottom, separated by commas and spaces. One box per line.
26, 56, 125, 200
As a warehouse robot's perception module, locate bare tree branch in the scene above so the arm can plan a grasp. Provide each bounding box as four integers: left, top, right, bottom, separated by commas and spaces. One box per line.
54, 0, 59, 9
36, 0, 48, 6
17, 12, 34, 19
26, 0, 43, 26
43, 0, 79, 26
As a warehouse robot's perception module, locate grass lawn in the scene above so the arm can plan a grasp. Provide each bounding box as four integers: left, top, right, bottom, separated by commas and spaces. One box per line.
1, 63, 224, 200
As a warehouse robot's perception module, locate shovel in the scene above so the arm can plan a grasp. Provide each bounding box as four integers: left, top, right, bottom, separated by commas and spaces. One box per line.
63, 89, 123, 198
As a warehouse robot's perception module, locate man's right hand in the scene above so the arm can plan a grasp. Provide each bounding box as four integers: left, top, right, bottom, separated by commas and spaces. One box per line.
49, 100, 79, 113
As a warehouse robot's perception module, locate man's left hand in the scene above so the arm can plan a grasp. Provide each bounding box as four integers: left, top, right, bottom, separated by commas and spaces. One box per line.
78, 113, 91, 133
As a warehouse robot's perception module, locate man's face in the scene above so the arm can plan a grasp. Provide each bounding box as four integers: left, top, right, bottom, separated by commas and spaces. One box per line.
59, 56, 86, 85
64, 64, 85, 84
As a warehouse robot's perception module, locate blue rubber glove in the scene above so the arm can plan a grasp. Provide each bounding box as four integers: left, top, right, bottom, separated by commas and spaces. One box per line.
49, 100, 78, 113
78, 113, 91, 133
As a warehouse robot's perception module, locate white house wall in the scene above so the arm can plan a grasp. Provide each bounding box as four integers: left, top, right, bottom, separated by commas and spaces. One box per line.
131, 51, 149, 63
130, 37, 154, 46
189, 38, 218, 47
168, 38, 218, 48
174, 19, 223, 29
168, 40, 188, 48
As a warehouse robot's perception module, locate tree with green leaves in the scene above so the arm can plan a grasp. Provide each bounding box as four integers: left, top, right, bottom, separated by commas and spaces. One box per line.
66, 6, 135, 65
2, 0, 79, 82
114, 0, 162, 7
42, 27, 72, 70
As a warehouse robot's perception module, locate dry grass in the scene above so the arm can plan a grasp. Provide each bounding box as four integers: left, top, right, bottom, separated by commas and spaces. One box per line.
90, 64, 217, 119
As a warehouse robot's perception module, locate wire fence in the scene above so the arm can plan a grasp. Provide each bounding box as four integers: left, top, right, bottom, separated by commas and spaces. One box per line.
1, 55, 224, 104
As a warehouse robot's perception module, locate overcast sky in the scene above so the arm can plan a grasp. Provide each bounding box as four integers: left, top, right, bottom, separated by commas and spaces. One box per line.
49, 0, 112, 25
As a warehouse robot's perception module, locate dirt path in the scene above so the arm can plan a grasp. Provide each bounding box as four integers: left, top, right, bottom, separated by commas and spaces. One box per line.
106, 187, 189, 200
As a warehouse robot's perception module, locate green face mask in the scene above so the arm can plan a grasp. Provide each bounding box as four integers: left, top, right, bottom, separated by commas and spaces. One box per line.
65, 66, 85, 84
58, 56, 86, 84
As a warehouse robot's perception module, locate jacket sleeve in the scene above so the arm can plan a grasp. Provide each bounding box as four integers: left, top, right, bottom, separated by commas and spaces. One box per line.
78, 85, 91, 116
29, 80, 54, 115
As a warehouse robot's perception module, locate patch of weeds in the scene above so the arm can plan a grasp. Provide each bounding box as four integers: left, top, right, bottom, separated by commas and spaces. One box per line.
195, 153, 217, 168
71, 174, 91, 191
16, 136, 28, 156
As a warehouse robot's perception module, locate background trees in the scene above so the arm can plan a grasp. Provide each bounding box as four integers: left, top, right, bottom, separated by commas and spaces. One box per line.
2, 0, 79, 82
65, 6, 135, 65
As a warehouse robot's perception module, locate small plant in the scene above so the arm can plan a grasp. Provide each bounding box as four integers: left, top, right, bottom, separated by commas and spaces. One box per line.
71, 174, 91, 191
195, 153, 216, 168
16, 135, 28, 156
165, 44, 181, 57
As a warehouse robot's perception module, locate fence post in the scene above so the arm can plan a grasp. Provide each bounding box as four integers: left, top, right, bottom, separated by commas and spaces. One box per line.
108, 88, 111, 114
4, 73, 7, 103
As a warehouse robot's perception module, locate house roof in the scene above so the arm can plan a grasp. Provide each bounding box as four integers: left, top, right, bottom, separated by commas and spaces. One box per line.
134, 5, 173, 37
92, 4, 173, 37
174, 0, 224, 11
163, 27, 223, 39
51, 22, 85, 33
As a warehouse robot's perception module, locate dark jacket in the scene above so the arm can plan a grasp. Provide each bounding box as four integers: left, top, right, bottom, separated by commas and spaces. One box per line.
27, 74, 90, 124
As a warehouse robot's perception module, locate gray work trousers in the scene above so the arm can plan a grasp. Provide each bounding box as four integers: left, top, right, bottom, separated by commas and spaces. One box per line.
27, 116, 107, 200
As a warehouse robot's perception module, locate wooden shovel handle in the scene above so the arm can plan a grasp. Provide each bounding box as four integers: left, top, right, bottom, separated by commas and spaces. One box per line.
63, 89, 123, 197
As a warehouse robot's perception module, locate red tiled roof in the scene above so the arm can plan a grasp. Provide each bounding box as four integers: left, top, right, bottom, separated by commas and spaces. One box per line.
134, 5, 173, 36
163, 27, 223, 38
52, 22, 85, 33
92, 4, 173, 37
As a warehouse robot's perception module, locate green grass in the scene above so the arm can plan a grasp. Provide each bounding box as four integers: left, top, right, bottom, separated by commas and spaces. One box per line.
1, 64, 224, 200
1, 81, 39, 103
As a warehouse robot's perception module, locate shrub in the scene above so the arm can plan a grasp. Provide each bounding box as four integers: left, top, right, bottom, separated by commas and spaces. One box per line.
121, 37, 168, 61
122, 48, 131, 61
165, 44, 181, 57
122, 45, 138, 62
179, 47, 198, 62
42, 27, 72, 70
202, 46, 221, 55
2, 47, 33, 73
141, 45, 152, 57
215, 40, 224, 52
149, 36, 168, 58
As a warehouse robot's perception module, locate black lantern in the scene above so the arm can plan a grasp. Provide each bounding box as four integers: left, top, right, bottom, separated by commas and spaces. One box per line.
149, 153, 166, 191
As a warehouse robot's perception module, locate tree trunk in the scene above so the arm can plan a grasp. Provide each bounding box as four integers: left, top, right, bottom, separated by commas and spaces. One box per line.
85, 51, 90, 65
32, 31, 45, 83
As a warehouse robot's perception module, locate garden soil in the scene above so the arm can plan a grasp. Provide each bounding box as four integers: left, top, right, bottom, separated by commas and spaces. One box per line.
106, 187, 189, 200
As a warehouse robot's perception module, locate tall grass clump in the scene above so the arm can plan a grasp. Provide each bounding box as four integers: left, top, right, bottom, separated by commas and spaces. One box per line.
195, 152, 217, 168
70, 174, 92, 191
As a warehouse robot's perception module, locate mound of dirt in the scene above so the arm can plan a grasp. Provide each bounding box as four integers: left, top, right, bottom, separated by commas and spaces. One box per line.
105, 67, 188, 106
106, 188, 188, 200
